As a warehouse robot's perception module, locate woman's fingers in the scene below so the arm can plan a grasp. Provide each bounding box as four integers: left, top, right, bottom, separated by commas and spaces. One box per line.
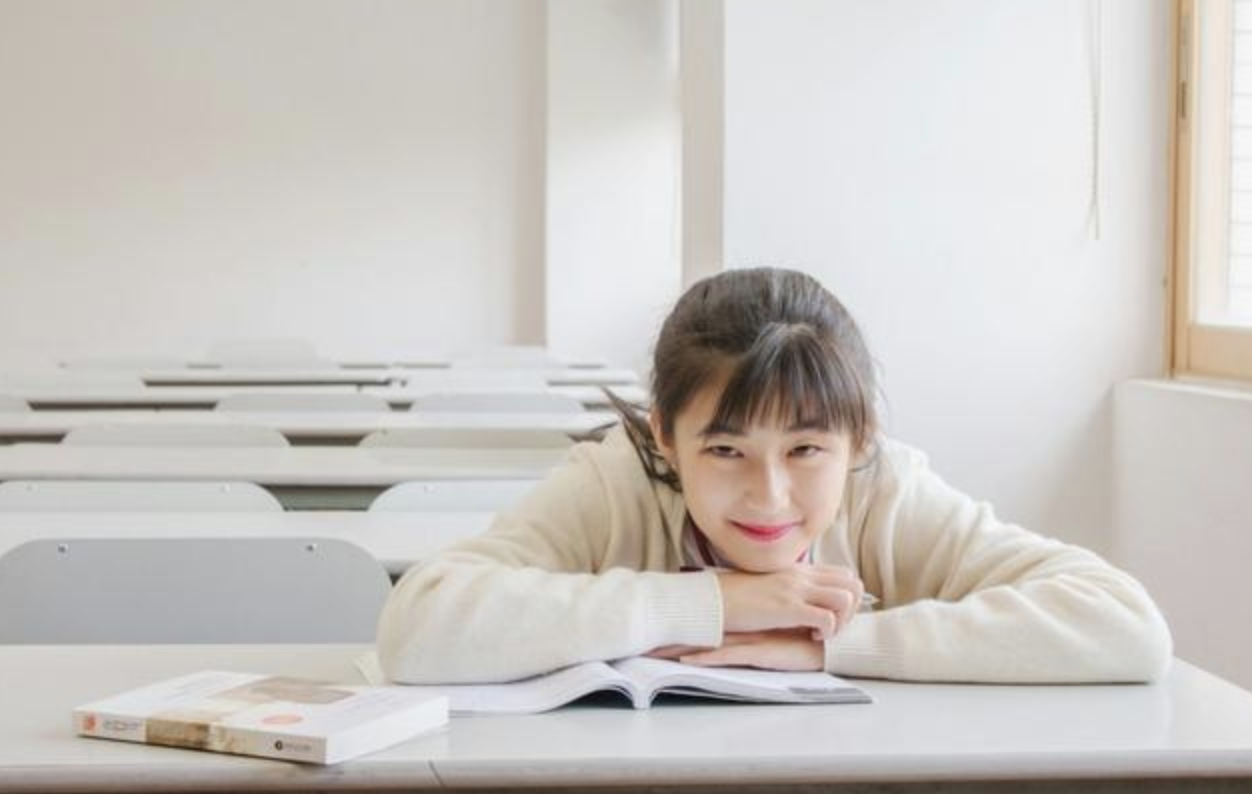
801, 604, 838, 639
809, 564, 858, 586
803, 579, 862, 635
717, 568, 867, 636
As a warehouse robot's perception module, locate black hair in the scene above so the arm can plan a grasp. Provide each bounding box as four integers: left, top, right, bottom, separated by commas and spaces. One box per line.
610, 267, 879, 490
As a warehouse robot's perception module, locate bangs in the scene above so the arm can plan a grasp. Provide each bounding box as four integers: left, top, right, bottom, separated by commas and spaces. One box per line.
705, 324, 872, 444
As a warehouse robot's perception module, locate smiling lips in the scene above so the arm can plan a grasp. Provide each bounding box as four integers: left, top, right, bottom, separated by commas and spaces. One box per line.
731, 520, 800, 543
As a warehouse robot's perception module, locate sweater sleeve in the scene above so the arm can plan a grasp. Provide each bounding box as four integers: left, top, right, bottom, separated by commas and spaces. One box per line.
375, 438, 724, 684
825, 442, 1173, 683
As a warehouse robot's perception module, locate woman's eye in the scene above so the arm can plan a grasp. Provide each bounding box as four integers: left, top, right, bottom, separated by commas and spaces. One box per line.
705, 445, 742, 458
791, 444, 822, 458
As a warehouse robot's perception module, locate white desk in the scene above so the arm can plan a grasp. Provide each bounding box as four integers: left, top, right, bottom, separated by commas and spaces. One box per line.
6, 384, 358, 410
373, 383, 648, 409
2, 644, 1251, 793
0, 445, 567, 509
140, 369, 403, 387
137, 367, 636, 389
0, 409, 619, 445
522, 367, 638, 387
0, 511, 489, 576
186, 354, 613, 370
3, 384, 647, 411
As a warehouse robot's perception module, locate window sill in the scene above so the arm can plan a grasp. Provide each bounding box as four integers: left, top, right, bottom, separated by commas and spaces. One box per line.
1123, 376, 1252, 404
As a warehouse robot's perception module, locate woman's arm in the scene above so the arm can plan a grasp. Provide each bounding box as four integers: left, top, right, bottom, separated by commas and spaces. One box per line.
376, 440, 723, 684
826, 441, 1173, 683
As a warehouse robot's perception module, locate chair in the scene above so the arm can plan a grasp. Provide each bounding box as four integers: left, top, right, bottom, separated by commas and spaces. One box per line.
0, 480, 283, 512
0, 537, 390, 643
61, 423, 289, 448
409, 391, 585, 414
205, 338, 331, 369
369, 479, 537, 512
359, 428, 574, 449
216, 392, 392, 413
0, 395, 30, 412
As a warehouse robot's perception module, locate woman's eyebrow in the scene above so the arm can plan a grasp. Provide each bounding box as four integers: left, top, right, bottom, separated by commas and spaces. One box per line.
787, 420, 833, 432
698, 418, 832, 437
697, 421, 744, 438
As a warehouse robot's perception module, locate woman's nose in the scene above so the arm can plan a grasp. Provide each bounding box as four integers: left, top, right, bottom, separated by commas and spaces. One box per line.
744, 461, 790, 511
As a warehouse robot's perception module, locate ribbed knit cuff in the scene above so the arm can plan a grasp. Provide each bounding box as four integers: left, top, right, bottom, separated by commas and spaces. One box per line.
823, 616, 907, 680
639, 570, 723, 649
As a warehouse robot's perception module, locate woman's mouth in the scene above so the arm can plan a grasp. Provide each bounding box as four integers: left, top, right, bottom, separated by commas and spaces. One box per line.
730, 520, 800, 543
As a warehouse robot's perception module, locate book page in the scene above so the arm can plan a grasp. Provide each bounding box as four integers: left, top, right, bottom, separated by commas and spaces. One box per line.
393, 661, 634, 715
611, 657, 871, 705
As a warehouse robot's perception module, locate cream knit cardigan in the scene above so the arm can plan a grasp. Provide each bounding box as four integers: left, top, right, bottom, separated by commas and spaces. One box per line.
377, 428, 1171, 684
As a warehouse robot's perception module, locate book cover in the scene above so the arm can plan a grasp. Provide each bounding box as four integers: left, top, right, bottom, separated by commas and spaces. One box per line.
74, 670, 448, 765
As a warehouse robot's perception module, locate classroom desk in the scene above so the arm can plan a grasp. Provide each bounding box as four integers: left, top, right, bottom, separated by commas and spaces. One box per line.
138, 367, 637, 388
0, 511, 489, 576
185, 354, 612, 370
521, 367, 637, 387
2, 644, 1250, 793
140, 369, 403, 387
0, 445, 567, 509
0, 409, 619, 445
372, 383, 647, 409
4, 384, 648, 411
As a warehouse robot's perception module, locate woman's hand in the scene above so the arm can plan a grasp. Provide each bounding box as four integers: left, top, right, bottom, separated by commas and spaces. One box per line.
716, 565, 865, 641
652, 628, 824, 671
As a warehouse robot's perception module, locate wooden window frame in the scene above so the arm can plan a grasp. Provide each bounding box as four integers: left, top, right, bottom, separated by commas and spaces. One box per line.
1172, 0, 1252, 382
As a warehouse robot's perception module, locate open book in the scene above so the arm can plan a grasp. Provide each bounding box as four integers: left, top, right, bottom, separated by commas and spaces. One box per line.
359, 653, 871, 714
74, 670, 448, 765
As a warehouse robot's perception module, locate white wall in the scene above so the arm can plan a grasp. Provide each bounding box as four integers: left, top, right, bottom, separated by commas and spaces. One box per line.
0, 0, 545, 364
545, 0, 683, 375
1113, 380, 1252, 689
0, 0, 1192, 570
719, 0, 1173, 553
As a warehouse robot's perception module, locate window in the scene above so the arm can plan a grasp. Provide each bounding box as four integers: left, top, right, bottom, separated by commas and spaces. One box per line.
1173, 0, 1252, 381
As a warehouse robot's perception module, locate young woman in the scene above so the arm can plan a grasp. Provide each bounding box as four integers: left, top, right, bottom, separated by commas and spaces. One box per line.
377, 268, 1171, 684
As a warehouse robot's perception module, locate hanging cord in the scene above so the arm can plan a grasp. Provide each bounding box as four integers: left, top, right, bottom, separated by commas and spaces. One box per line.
1088, 0, 1104, 240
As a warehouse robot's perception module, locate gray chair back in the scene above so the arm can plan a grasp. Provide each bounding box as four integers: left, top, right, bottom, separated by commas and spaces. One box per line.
217, 392, 390, 412
359, 428, 573, 449
369, 478, 537, 511
410, 391, 584, 414
0, 537, 390, 643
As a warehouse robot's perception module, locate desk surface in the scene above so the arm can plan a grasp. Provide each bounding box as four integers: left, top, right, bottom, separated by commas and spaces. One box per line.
140, 369, 402, 387
5, 384, 646, 410
374, 383, 645, 408
185, 354, 613, 370
3, 644, 1251, 793
0, 444, 567, 487
138, 366, 637, 388
0, 511, 487, 576
0, 409, 618, 444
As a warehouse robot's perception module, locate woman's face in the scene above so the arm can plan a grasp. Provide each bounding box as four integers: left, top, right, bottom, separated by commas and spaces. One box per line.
651, 380, 853, 573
